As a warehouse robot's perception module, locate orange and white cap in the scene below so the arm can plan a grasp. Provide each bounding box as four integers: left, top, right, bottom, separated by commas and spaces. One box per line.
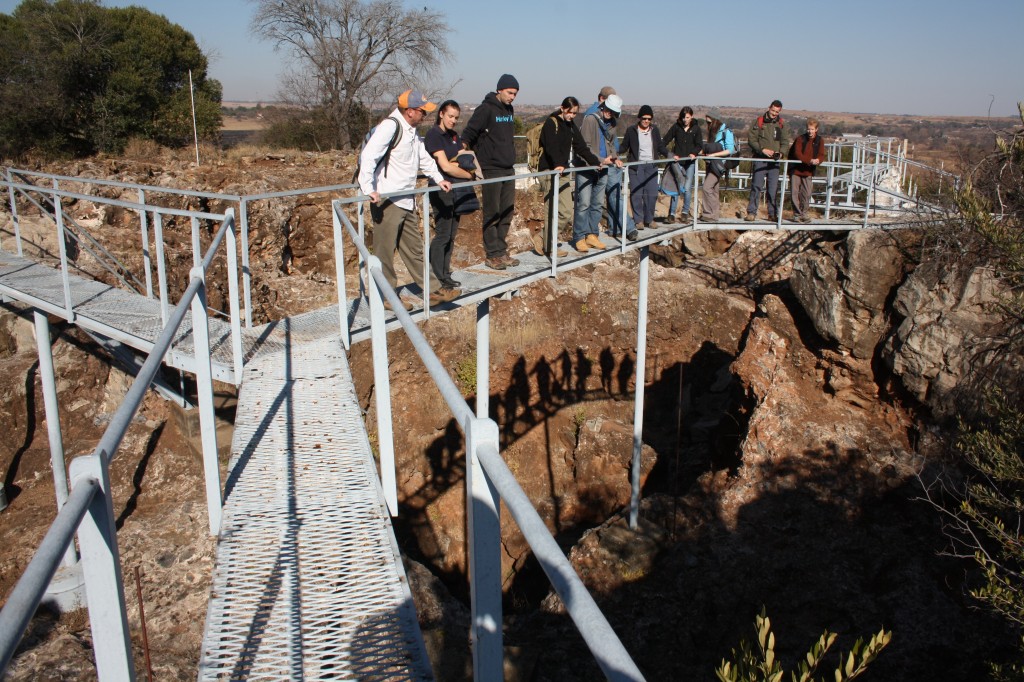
397, 89, 437, 112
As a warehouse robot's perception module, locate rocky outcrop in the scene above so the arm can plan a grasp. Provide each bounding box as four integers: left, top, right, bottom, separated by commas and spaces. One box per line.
790, 229, 912, 359
884, 262, 1022, 418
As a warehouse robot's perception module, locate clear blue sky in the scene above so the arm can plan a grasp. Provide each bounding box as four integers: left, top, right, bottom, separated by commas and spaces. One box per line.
2, 0, 1021, 117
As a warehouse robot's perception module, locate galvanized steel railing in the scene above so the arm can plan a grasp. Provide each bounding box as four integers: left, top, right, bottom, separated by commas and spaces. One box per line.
0, 210, 240, 679
332, 192, 646, 681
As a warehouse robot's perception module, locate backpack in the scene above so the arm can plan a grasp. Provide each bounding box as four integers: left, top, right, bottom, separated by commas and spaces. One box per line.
351, 116, 403, 183
720, 127, 741, 171
526, 116, 558, 172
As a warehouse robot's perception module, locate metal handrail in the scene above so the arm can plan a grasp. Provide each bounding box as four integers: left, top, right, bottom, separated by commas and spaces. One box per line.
0, 477, 98, 670
333, 200, 645, 680
0, 210, 239, 679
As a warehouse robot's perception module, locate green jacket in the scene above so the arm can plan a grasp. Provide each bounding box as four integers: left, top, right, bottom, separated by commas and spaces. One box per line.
747, 112, 792, 158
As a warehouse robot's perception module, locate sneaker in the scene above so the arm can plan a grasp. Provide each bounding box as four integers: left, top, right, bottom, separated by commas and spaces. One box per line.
485, 257, 507, 270
585, 234, 607, 249
799, 215, 812, 224
744, 213, 756, 222
442, 276, 461, 288
575, 239, 590, 253
502, 255, 520, 267
626, 231, 639, 242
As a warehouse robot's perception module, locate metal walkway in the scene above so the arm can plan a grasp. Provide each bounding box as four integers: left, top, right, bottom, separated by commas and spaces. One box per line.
198, 335, 430, 680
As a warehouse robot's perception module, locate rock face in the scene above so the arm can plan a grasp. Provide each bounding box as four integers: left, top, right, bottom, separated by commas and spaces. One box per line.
790, 229, 911, 359
884, 262, 1021, 418
526, 293, 998, 682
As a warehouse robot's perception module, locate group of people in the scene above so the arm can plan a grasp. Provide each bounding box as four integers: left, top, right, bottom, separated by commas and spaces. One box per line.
357, 79, 826, 309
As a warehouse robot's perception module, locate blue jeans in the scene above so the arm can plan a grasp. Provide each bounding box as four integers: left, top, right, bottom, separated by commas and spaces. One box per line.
573, 168, 608, 243
667, 160, 696, 217
605, 165, 636, 237
748, 160, 780, 218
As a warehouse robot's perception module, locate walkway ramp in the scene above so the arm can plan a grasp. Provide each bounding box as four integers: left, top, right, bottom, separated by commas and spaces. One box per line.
198, 334, 431, 680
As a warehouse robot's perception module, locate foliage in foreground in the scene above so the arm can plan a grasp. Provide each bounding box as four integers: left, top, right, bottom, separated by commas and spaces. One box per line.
716, 608, 891, 682
0, 0, 222, 158
924, 103, 1024, 678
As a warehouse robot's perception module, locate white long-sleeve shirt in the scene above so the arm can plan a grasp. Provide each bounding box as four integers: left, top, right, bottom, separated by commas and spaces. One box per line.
357, 108, 444, 210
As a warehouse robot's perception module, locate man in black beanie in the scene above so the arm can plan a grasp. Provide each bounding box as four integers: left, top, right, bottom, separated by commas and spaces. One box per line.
462, 74, 521, 269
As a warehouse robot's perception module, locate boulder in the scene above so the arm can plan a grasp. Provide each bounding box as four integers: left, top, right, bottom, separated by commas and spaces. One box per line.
884, 263, 1022, 418
790, 229, 911, 359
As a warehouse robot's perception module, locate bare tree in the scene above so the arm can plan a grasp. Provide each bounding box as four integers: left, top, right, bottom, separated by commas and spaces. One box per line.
249, 0, 452, 149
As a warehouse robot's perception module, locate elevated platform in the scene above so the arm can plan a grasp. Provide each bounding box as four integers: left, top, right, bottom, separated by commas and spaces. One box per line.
198, 336, 430, 680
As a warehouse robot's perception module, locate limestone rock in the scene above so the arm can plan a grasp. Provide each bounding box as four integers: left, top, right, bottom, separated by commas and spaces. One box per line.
884, 263, 1022, 418
791, 229, 911, 359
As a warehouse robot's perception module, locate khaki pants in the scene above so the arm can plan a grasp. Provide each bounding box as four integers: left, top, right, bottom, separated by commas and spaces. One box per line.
700, 172, 722, 220
791, 174, 813, 217
370, 200, 435, 293
540, 174, 572, 250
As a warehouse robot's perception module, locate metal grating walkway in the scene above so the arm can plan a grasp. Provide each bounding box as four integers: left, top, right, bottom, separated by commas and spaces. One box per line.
198, 335, 431, 680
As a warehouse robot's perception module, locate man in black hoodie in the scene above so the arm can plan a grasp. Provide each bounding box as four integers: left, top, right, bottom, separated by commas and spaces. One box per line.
462, 74, 521, 270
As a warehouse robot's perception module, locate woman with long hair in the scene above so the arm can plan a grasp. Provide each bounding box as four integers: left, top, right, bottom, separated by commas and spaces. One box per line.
699, 113, 736, 221
424, 100, 475, 294
663, 106, 703, 220
536, 96, 600, 256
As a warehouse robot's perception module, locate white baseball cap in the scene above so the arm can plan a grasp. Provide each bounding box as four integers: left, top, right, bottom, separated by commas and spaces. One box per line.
604, 94, 623, 114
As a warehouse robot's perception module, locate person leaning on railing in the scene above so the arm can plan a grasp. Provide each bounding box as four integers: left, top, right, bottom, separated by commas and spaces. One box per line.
536, 96, 601, 258
699, 111, 736, 222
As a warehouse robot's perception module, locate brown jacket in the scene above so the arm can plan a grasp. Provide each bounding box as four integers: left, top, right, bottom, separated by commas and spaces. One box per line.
788, 132, 825, 177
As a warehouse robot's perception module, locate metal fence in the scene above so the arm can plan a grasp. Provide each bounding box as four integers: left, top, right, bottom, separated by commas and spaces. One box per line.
0, 210, 239, 678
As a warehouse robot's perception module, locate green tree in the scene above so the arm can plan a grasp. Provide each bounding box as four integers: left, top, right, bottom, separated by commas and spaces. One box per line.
0, 0, 221, 157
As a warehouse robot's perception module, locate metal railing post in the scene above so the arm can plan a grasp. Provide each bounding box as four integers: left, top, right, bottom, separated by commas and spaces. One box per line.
864, 166, 874, 230
33, 311, 78, 567
367, 258, 398, 515
629, 246, 650, 529
52, 180, 74, 321
238, 199, 253, 328
138, 190, 153, 299
465, 417, 503, 680
190, 266, 223, 536
154, 213, 170, 326
777, 160, 788, 229
190, 216, 201, 269
421, 193, 431, 317
224, 211, 244, 380
476, 298, 490, 420
69, 454, 136, 681
824, 161, 834, 220
692, 162, 699, 230
332, 202, 351, 350
549, 171, 560, 276
7, 169, 24, 256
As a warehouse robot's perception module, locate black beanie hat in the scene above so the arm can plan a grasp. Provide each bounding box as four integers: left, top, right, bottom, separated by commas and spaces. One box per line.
639, 105, 654, 119
496, 74, 520, 91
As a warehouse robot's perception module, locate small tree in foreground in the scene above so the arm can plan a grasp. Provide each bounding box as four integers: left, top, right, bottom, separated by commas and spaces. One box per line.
716, 608, 891, 682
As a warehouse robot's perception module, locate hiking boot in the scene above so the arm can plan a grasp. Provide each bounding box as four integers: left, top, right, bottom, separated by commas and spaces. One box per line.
799, 215, 812, 224
744, 213, 756, 222
531, 233, 545, 256
430, 287, 460, 305
585, 234, 606, 249
574, 239, 590, 253
485, 257, 507, 271
502, 255, 520, 267
626, 231, 639, 242
383, 298, 411, 312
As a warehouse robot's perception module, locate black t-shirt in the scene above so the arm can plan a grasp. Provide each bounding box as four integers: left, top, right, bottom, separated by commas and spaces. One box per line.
424, 125, 462, 184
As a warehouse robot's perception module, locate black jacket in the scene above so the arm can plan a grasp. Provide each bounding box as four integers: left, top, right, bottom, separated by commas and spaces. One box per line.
461, 92, 517, 170
619, 124, 669, 163
663, 120, 703, 158
538, 112, 599, 171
